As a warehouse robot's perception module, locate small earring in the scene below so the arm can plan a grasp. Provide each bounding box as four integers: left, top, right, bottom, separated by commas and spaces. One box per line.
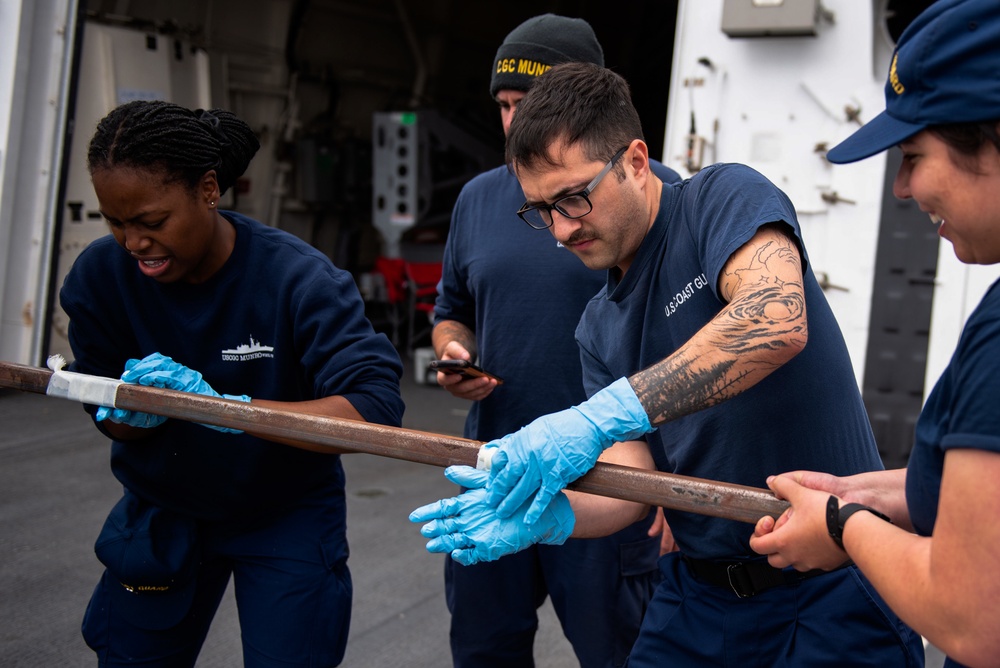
208, 200, 216, 208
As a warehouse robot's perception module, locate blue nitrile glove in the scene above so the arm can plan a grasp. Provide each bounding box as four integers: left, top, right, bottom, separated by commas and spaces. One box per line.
117, 353, 250, 433
95, 356, 170, 428
409, 465, 575, 566
95, 404, 167, 429
482, 377, 652, 525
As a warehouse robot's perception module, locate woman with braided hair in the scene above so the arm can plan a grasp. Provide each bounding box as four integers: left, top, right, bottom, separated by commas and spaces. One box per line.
61, 100, 404, 666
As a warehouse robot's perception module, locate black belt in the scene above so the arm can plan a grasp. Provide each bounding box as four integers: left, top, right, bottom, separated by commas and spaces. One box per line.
682, 555, 835, 599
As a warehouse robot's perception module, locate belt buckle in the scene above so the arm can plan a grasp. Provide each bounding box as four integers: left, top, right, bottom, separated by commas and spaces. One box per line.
726, 563, 754, 598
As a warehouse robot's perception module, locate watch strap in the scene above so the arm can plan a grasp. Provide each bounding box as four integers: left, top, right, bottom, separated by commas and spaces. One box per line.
826, 495, 891, 550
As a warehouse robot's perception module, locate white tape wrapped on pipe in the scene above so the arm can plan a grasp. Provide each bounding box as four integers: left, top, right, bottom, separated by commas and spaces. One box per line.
45, 354, 122, 407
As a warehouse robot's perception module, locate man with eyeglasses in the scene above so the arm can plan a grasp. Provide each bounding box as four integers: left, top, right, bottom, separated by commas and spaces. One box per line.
429, 15, 681, 668
414, 62, 924, 667
515, 145, 628, 229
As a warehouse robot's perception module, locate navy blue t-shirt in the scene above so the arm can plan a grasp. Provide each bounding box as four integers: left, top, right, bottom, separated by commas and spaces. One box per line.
576, 163, 883, 560
907, 279, 1000, 537
60, 211, 404, 524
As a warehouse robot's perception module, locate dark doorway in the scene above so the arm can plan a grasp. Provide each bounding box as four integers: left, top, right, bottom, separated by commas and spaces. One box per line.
862, 147, 940, 469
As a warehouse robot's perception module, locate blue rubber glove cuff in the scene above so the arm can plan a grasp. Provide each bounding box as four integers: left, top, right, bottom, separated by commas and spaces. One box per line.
483, 377, 651, 524
410, 466, 575, 566
215, 394, 252, 433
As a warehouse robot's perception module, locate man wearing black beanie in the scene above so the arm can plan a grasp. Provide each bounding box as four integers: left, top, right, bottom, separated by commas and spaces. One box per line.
430, 14, 681, 668
489, 14, 605, 99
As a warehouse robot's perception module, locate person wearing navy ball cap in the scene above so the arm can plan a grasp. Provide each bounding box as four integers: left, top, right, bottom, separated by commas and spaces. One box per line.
752, 2, 1000, 666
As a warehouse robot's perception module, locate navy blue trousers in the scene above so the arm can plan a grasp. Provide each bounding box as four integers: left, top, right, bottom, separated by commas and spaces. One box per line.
445, 510, 661, 668
82, 487, 351, 667
624, 552, 925, 668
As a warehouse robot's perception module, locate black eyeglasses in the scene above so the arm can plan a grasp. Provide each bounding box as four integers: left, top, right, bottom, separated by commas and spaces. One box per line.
516, 146, 629, 230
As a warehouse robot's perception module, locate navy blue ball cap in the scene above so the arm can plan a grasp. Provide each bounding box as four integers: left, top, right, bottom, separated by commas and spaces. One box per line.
94, 492, 199, 630
828, 0, 1000, 164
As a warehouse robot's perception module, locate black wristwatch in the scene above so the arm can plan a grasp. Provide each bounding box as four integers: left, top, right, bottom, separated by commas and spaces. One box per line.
826, 495, 891, 550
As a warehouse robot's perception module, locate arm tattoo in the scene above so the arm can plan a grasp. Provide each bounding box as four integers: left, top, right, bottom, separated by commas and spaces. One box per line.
631, 232, 807, 426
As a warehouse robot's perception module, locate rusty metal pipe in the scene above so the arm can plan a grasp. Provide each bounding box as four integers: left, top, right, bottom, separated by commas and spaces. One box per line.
0, 361, 788, 524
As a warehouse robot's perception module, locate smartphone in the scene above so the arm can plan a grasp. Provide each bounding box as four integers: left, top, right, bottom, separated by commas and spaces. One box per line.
428, 359, 504, 384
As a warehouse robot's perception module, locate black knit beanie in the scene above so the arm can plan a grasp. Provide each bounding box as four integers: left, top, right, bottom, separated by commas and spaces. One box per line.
489, 14, 604, 98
